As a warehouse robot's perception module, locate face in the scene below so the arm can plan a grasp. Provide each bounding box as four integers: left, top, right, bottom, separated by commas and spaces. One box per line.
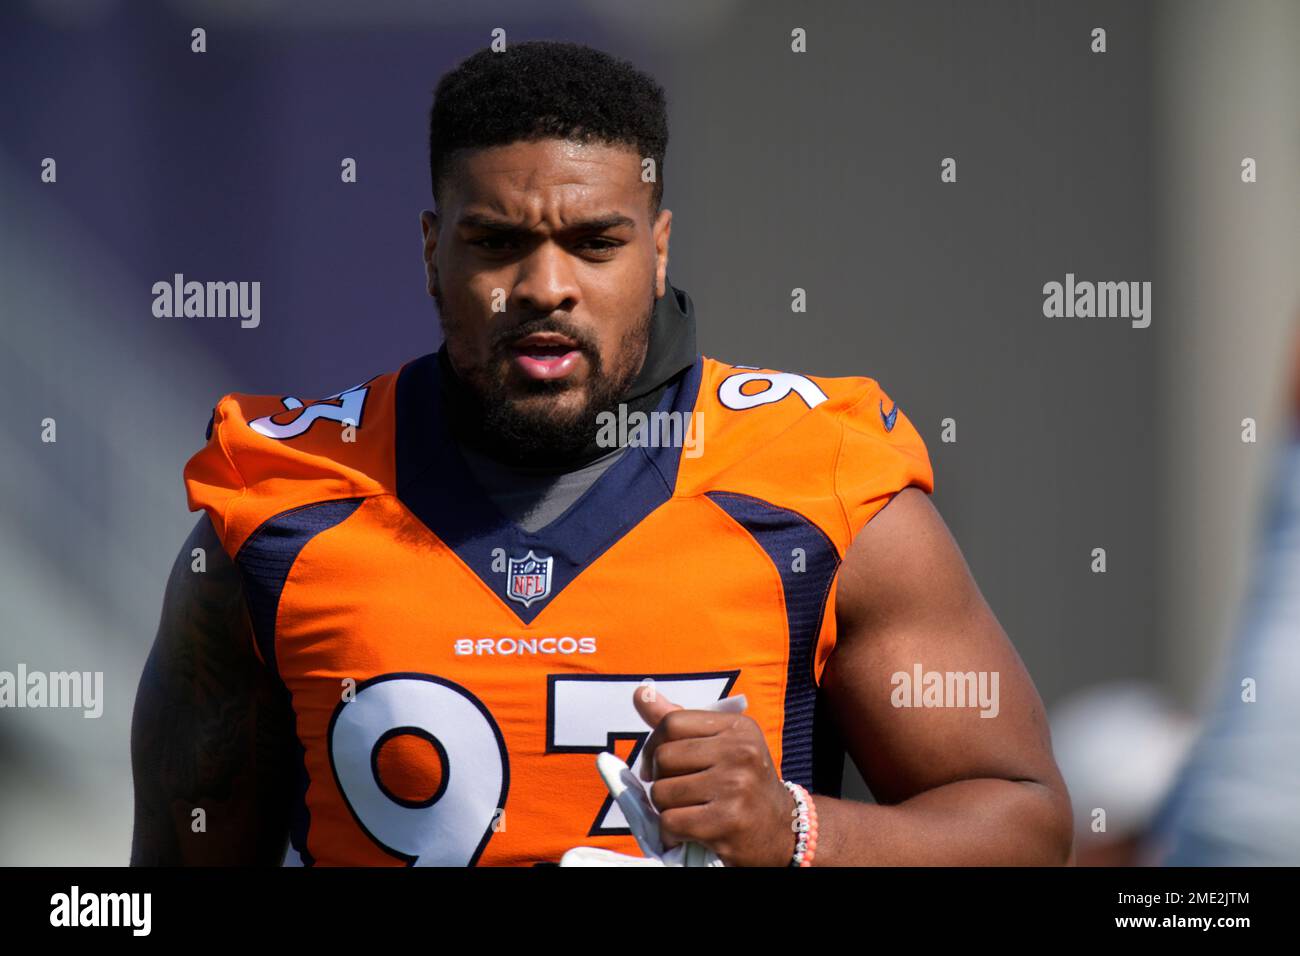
420, 138, 672, 458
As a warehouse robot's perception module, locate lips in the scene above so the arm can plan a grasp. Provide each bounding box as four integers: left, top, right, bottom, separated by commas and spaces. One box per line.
509, 332, 583, 381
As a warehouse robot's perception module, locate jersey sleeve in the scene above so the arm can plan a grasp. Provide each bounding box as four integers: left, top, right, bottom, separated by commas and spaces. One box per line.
805, 376, 934, 689
183, 396, 248, 557
833, 377, 935, 542
182, 384, 394, 558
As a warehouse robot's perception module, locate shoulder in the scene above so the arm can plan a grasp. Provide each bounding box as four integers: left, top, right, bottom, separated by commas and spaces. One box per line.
685, 357, 935, 547
698, 356, 924, 442
183, 363, 407, 555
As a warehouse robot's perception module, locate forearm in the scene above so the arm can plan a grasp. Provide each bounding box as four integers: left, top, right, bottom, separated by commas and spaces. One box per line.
808, 778, 1073, 866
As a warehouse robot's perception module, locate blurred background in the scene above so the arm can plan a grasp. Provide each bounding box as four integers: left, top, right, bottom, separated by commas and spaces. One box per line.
1, 0, 1296, 865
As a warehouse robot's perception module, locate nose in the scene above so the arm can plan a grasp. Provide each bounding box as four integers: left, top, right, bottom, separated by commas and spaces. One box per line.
512, 240, 580, 315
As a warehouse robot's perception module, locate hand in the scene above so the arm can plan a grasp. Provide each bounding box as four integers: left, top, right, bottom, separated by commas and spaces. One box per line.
633, 687, 799, 867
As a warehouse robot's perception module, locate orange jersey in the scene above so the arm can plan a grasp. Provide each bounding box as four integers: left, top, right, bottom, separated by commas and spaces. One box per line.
183, 353, 934, 865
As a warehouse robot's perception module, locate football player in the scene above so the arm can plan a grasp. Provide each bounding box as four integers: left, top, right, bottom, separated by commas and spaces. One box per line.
130, 40, 1072, 866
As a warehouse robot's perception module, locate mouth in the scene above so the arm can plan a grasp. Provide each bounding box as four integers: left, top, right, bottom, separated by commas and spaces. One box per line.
508, 332, 584, 381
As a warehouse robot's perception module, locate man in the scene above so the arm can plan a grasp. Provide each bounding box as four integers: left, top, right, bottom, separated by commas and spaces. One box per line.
131, 40, 1072, 866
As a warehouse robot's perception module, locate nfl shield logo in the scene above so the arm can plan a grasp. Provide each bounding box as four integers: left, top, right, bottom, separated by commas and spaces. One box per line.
506, 550, 553, 607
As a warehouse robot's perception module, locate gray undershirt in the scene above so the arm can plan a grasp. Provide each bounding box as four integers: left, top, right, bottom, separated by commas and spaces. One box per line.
456, 443, 630, 533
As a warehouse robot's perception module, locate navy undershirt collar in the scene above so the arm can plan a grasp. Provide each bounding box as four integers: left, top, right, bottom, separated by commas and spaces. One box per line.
396, 346, 704, 624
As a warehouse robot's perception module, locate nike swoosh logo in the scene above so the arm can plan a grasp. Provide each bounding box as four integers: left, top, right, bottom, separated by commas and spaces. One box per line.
880, 399, 898, 432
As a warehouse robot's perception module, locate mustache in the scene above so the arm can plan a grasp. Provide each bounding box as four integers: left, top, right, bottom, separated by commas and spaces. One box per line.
489, 315, 599, 357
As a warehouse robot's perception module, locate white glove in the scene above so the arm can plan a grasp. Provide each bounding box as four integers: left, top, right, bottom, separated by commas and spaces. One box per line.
559, 695, 748, 867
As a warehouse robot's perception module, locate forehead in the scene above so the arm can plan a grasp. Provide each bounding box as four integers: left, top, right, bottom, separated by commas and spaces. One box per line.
443, 139, 649, 220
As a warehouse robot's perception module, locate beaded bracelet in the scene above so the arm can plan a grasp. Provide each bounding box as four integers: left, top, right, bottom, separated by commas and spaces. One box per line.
783, 780, 819, 867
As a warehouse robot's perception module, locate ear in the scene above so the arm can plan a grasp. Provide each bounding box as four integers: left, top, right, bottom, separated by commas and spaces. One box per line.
652, 208, 672, 298
419, 210, 439, 297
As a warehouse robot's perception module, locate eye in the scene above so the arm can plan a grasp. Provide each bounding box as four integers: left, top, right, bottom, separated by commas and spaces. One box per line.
577, 237, 622, 257
470, 236, 517, 252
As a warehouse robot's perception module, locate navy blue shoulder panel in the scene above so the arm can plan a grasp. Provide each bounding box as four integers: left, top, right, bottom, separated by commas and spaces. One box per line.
234, 498, 365, 675
705, 491, 843, 790
234, 497, 365, 867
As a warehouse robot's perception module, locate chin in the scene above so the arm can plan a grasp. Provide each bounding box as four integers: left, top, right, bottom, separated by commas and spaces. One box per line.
507, 385, 588, 422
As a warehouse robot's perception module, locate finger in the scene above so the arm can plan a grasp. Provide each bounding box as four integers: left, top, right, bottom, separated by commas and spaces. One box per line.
638, 710, 739, 780
631, 683, 680, 729
648, 768, 716, 812
659, 803, 722, 849
649, 736, 723, 780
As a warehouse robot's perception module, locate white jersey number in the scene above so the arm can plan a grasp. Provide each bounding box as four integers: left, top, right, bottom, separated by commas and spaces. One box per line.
249, 383, 369, 440
718, 370, 828, 411
328, 671, 736, 863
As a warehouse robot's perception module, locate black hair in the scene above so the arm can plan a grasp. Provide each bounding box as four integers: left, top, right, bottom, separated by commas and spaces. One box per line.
428, 40, 669, 213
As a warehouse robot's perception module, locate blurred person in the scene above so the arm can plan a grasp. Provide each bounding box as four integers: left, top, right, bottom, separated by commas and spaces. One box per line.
1050, 682, 1195, 866
1141, 323, 1300, 866
129, 41, 1070, 866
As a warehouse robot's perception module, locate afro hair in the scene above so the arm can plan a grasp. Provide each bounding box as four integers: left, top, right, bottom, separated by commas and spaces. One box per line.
428, 40, 669, 213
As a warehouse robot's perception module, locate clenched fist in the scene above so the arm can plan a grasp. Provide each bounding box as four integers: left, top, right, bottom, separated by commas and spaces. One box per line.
633, 687, 799, 867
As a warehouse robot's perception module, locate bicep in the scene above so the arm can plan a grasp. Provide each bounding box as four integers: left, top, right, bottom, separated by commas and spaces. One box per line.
824, 487, 1064, 805
130, 513, 295, 865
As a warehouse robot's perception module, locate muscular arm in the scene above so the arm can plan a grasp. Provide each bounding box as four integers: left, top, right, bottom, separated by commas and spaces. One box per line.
814, 487, 1074, 865
129, 513, 296, 865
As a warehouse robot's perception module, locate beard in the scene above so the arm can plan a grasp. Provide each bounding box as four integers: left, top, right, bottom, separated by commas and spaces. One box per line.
434, 280, 656, 465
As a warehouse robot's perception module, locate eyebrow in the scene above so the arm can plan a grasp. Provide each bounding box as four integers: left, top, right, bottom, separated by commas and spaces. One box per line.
456, 212, 637, 235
